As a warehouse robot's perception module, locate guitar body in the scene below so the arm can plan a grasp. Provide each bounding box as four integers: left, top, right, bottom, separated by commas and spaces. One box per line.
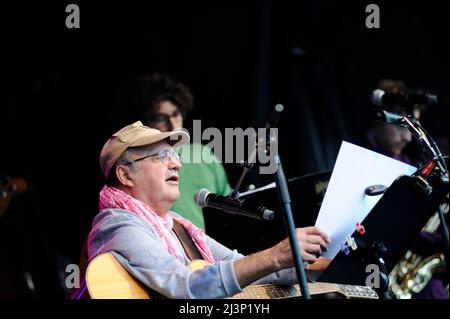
86, 252, 150, 299
85, 252, 378, 299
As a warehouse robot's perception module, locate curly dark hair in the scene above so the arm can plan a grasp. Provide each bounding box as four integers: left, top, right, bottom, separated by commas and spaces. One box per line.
118, 73, 194, 126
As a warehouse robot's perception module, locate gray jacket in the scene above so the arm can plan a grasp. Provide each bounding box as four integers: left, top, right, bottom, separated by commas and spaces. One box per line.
87, 208, 298, 299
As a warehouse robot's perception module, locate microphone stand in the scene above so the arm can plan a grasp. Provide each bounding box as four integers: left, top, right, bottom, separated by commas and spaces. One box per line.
401, 116, 448, 180
229, 104, 311, 299
398, 115, 450, 257
272, 142, 311, 299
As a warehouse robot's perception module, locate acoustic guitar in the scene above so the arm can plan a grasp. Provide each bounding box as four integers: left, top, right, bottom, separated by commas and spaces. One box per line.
85, 252, 379, 299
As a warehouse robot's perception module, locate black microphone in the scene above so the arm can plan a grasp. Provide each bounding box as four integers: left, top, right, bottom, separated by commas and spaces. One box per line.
376, 109, 419, 126
265, 104, 284, 129
194, 188, 275, 221
408, 93, 438, 105
371, 89, 408, 107
376, 109, 405, 125
371, 89, 438, 107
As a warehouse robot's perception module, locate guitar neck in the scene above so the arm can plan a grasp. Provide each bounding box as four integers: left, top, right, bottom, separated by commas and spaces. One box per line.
230, 282, 378, 299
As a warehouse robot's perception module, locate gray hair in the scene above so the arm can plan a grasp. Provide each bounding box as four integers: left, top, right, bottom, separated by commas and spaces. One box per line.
115, 148, 150, 173
107, 141, 167, 186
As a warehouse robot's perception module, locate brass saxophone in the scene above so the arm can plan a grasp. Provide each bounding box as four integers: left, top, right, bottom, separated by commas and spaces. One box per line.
389, 199, 448, 299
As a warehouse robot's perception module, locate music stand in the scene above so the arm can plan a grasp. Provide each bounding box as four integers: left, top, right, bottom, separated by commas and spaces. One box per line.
317, 174, 448, 297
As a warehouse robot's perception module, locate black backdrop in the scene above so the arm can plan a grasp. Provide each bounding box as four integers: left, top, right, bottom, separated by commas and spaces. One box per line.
0, 1, 448, 298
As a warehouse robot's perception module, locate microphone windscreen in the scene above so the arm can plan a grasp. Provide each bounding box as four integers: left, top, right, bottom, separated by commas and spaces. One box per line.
371, 89, 385, 106
193, 188, 211, 207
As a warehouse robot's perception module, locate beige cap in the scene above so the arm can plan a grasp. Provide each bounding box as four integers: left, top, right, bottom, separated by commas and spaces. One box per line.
99, 121, 190, 177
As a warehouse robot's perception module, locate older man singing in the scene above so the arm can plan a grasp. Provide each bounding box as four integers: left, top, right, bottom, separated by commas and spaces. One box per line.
83, 121, 330, 299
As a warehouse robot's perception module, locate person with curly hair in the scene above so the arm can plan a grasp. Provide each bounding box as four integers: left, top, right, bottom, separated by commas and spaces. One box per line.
115, 73, 231, 231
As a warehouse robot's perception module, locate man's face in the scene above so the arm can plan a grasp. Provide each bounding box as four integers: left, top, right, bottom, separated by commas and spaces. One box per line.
374, 123, 412, 156
127, 141, 181, 214
148, 101, 183, 132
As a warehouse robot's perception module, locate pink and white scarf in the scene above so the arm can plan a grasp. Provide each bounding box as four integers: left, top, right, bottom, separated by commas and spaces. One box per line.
99, 185, 215, 263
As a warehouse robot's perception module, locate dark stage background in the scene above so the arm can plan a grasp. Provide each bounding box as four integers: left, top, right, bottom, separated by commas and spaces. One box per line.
0, 1, 448, 298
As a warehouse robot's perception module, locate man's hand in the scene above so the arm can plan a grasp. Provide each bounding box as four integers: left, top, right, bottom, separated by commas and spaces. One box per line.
271, 226, 331, 268
233, 226, 330, 288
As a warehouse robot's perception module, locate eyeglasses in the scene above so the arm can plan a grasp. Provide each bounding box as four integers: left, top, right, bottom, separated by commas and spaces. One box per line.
125, 149, 181, 166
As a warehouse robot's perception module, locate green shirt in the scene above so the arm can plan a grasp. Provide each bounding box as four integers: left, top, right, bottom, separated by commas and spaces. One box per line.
171, 143, 231, 232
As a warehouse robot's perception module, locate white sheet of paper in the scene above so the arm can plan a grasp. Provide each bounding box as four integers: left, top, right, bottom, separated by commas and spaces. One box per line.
315, 141, 417, 259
